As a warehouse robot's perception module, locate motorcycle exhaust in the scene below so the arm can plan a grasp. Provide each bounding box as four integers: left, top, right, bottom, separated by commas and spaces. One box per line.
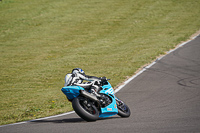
79, 90, 99, 102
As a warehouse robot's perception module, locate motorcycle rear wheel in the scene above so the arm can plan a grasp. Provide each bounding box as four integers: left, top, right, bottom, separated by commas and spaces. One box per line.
72, 97, 99, 122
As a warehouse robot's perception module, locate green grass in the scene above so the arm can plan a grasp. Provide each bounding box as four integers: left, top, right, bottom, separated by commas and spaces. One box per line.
0, 0, 200, 125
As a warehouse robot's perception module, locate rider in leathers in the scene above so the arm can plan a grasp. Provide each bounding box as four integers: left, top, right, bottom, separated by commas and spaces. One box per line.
64, 68, 102, 91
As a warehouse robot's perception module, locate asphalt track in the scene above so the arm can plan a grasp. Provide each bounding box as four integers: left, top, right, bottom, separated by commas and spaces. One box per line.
1, 35, 200, 133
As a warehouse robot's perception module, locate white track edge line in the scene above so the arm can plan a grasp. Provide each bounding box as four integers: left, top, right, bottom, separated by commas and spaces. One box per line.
1, 34, 199, 128
0, 111, 75, 128
114, 34, 199, 93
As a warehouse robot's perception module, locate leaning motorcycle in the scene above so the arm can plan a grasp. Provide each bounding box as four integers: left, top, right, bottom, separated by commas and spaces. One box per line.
61, 78, 130, 121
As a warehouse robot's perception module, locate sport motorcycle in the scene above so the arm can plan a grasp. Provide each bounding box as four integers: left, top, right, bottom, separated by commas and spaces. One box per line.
61, 78, 130, 121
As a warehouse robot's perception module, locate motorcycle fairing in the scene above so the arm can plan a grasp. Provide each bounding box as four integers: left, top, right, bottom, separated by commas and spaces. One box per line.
99, 99, 118, 118
99, 82, 118, 117
61, 86, 84, 100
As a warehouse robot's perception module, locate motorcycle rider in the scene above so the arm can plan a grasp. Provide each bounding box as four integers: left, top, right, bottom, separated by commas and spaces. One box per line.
64, 68, 104, 92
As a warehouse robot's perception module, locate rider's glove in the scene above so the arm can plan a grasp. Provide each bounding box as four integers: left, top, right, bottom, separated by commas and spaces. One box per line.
100, 76, 107, 82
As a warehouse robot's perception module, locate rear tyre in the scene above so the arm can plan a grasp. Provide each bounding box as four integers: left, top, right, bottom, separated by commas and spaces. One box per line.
72, 97, 99, 121
117, 100, 131, 117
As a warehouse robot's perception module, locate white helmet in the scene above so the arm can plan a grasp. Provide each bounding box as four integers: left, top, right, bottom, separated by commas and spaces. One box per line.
72, 68, 85, 75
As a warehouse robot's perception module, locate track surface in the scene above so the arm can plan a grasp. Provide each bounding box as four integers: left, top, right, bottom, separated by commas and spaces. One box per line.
1, 35, 200, 133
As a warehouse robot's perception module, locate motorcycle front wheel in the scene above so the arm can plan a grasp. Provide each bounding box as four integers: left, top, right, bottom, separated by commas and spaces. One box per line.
72, 97, 99, 122
117, 100, 131, 118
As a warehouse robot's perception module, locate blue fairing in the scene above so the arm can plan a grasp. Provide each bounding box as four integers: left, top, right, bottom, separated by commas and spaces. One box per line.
61, 86, 84, 100
99, 82, 118, 117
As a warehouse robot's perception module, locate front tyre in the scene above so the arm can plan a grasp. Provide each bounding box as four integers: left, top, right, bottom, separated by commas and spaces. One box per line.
72, 97, 99, 122
117, 100, 131, 117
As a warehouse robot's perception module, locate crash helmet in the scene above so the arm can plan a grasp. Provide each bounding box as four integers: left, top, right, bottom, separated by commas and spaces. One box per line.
72, 68, 85, 75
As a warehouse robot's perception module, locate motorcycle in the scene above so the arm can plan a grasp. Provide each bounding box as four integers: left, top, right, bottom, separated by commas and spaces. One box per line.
61, 78, 130, 121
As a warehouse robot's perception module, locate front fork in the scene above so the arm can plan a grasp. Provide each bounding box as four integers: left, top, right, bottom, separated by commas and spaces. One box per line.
115, 97, 124, 106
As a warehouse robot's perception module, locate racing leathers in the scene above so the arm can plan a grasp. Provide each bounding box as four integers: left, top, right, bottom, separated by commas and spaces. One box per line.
64, 71, 101, 91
